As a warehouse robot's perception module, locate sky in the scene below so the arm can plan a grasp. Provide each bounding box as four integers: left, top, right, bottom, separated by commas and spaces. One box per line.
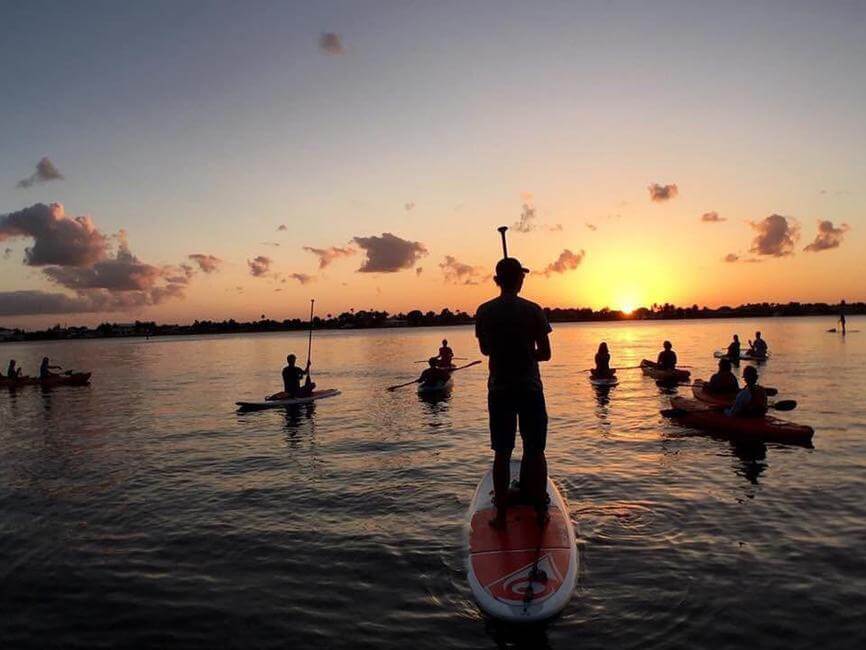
1, 0, 864, 328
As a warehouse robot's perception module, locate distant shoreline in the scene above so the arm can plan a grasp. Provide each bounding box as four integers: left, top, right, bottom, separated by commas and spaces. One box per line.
1, 301, 858, 343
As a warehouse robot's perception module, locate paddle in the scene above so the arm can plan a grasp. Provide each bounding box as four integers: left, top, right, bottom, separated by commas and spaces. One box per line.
662, 399, 797, 418
387, 360, 481, 391
414, 357, 468, 363
686, 382, 779, 397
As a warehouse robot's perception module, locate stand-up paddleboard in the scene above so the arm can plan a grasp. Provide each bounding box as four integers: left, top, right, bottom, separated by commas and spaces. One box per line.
714, 350, 769, 361
589, 374, 618, 387
466, 460, 577, 622
417, 376, 454, 395
236, 388, 340, 410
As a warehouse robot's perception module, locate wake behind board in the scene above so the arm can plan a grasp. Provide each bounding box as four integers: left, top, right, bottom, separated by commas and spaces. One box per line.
236, 388, 341, 410
466, 460, 577, 622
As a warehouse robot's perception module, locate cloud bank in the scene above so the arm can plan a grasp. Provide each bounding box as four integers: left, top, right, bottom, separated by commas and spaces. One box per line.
319, 32, 345, 55
303, 245, 356, 269
188, 253, 222, 273
750, 214, 799, 257
648, 183, 678, 202
542, 249, 585, 277
439, 255, 487, 285
17, 157, 64, 189
352, 233, 427, 272
804, 220, 849, 253
248, 256, 272, 277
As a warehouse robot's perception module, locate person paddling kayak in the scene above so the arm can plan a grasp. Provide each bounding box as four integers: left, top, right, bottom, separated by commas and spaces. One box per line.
418, 357, 453, 386
5, 359, 22, 379
725, 365, 768, 418
748, 331, 768, 358
475, 255, 552, 528
592, 342, 615, 379
437, 339, 455, 367
268, 354, 314, 401
655, 340, 677, 370
726, 334, 741, 361
39, 357, 62, 380
708, 358, 739, 394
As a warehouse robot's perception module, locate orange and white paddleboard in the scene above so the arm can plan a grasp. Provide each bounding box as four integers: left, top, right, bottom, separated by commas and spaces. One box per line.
466, 460, 578, 622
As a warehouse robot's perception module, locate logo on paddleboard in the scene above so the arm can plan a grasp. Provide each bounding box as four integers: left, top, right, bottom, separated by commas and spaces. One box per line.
485, 554, 562, 605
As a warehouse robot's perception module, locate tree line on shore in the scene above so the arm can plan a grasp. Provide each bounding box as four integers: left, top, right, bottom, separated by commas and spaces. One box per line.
1, 301, 859, 342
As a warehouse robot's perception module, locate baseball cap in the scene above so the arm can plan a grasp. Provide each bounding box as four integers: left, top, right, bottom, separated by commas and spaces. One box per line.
495, 257, 530, 277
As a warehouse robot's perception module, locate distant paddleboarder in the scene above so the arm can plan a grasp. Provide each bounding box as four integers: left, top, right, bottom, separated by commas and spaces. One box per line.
840, 300, 847, 335
268, 354, 314, 401
437, 339, 455, 367
749, 331, 768, 358
726, 334, 741, 361
475, 236, 552, 528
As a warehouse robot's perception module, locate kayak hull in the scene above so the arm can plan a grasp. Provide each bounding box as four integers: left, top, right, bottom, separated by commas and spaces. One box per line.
417, 376, 454, 394
691, 379, 736, 407
640, 359, 690, 382
236, 388, 341, 410
0, 372, 91, 388
667, 396, 814, 445
466, 460, 578, 622
714, 350, 768, 362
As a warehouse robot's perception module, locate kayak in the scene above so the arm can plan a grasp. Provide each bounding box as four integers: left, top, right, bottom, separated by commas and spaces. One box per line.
417, 376, 454, 395
691, 379, 737, 407
0, 372, 91, 388
589, 373, 618, 387
236, 388, 341, 410
640, 359, 690, 382
666, 396, 814, 445
466, 460, 578, 622
714, 350, 768, 361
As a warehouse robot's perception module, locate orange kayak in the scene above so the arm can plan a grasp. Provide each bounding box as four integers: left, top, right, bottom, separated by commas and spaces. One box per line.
691, 379, 737, 407
666, 396, 814, 445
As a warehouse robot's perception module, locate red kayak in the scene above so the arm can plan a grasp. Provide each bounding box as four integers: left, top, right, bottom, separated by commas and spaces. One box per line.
691, 379, 737, 407
640, 359, 690, 382
0, 372, 91, 388
666, 396, 814, 445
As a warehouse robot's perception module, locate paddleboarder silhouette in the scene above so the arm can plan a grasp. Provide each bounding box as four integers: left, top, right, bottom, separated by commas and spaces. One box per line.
475, 226, 552, 528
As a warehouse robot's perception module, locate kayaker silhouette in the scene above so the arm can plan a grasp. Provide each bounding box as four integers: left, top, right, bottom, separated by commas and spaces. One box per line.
39, 357, 62, 380
418, 357, 452, 386
708, 358, 739, 394
726, 334, 741, 362
749, 331, 768, 358
5, 359, 22, 379
656, 341, 677, 370
437, 339, 455, 367
725, 365, 768, 417
475, 229, 552, 529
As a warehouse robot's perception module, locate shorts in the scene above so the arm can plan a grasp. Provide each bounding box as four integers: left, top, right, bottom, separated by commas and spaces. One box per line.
488, 386, 548, 454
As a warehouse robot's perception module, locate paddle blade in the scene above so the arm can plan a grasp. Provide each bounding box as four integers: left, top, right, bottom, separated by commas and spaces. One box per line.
771, 399, 797, 411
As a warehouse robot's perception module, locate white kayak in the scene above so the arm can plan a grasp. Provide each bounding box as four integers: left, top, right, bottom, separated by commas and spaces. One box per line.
589, 374, 618, 387
714, 350, 769, 361
417, 376, 454, 395
466, 460, 578, 622
236, 388, 341, 410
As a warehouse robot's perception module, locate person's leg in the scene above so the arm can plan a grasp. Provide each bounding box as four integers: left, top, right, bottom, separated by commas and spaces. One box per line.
489, 389, 517, 527
517, 388, 549, 511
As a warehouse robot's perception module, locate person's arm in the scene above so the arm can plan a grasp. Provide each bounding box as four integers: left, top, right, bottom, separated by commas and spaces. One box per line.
475, 313, 490, 356
533, 308, 552, 362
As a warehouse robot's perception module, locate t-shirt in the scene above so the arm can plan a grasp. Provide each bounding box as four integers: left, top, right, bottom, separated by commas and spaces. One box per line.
709, 371, 739, 393
657, 349, 677, 370
595, 352, 611, 372
282, 366, 305, 393
475, 294, 551, 390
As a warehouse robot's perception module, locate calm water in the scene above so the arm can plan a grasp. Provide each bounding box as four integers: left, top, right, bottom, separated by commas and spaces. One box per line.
1, 317, 865, 649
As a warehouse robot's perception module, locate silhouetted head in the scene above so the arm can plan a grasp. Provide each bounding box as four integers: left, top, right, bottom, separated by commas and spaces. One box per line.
428, 357, 438, 367
286, 354, 297, 365
755, 331, 762, 339
663, 340, 672, 350
442, 339, 448, 346
598, 342, 609, 355
743, 365, 758, 385
718, 358, 732, 372
9, 360, 15, 366
41, 357, 49, 364
494, 257, 529, 294
733, 334, 739, 342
